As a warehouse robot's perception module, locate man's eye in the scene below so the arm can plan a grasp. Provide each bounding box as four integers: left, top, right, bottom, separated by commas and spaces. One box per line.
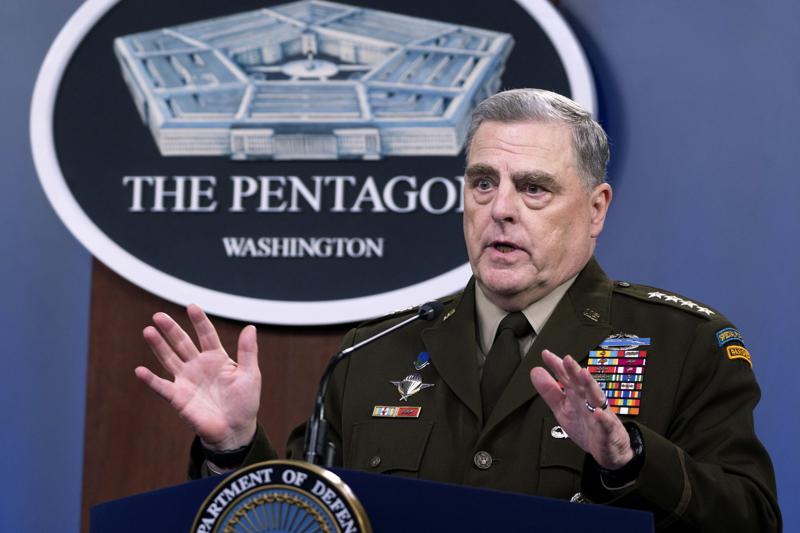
525, 183, 545, 195
475, 178, 493, 191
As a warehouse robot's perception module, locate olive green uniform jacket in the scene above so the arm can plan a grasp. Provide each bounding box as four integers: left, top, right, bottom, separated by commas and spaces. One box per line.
191, 258, 780, 531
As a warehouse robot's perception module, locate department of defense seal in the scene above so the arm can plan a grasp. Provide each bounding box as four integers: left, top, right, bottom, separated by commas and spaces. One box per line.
193, 460, 371, 533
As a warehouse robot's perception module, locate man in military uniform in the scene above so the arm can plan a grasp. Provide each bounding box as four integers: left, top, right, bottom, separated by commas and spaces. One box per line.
136, 89, 780, 531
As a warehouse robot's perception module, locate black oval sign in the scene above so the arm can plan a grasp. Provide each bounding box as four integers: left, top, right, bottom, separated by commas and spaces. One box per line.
32, 0, 594, 324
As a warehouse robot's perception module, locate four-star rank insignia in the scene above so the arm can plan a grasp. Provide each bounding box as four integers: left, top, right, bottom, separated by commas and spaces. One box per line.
588, 334, 651, 416
647, 291, 715, 316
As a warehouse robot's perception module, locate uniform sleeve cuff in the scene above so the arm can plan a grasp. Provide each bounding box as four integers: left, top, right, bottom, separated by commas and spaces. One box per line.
581, 421, 686, 516
188, 423, 279, 479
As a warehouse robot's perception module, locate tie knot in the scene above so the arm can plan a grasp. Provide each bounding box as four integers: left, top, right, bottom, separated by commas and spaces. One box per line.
497, 312, 532, 339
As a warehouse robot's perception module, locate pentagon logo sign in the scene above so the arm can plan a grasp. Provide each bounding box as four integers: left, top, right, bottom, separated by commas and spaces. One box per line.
113, 1, 513, 161
31, 0, 594, 325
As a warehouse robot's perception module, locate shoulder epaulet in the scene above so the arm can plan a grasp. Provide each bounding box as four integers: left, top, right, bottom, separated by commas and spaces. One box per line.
357, 293, 460, 329
612, 281, 718, 319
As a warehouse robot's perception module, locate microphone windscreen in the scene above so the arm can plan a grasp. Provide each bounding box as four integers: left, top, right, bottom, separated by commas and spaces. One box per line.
418, 301, 444, 321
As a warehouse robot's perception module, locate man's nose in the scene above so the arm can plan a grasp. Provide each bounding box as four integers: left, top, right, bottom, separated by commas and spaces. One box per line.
491, 180, 517, 222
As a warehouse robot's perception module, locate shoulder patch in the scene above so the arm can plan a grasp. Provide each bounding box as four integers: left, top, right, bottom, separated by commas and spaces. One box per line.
726, 345, 752, 368
716, 327, 745, 348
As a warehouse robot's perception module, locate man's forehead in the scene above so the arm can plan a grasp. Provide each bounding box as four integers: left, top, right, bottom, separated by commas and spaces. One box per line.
466, 120, 576, 172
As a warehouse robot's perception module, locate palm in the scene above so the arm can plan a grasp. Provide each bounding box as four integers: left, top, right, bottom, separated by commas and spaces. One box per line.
135, 305, 261, 450
171, 348, 260, 444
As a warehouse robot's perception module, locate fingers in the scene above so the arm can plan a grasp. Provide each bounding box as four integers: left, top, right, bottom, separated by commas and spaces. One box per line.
540, 349, 572, 388
187, 304, 224, 352
134, 366, 175, 403
539, 349, 608, 415
152, 311, 200, 361
237, 325, 259, 373
530, 367, 566, 411
563, 355, 607, 411
142, 325, 184, 375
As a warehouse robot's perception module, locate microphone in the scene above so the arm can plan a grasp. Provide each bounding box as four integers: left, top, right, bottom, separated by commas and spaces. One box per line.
303, 301, 444, 466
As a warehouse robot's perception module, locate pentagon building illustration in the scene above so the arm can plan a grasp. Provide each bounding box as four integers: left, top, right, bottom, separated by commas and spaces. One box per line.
113, 0, 513, 160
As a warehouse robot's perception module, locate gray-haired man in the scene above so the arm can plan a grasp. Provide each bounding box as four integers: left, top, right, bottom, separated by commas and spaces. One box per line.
138, 89, 780, 531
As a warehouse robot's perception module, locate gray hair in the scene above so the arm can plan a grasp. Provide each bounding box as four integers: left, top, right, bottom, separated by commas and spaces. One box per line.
465, 88, 609, 188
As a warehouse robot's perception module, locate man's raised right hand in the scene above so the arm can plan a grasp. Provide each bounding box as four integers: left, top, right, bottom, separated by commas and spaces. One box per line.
134, 304, 261, 451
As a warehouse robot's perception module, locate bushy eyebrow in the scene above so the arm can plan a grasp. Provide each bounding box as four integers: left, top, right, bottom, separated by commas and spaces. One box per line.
511, 171, 563, 193
465, 164, 563, 193
465, 164, 499, 181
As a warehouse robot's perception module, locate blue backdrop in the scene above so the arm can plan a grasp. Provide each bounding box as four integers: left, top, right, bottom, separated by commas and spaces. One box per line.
2, 1, 797, 531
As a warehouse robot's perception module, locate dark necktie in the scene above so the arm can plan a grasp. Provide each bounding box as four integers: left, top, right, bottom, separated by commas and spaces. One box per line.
481, 312, 533, 421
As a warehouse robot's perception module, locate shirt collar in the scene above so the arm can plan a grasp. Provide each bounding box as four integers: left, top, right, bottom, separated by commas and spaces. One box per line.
475, 275, 578, 355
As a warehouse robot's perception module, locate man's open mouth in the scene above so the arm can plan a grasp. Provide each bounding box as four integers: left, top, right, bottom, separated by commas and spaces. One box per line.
491, 241, 520, 253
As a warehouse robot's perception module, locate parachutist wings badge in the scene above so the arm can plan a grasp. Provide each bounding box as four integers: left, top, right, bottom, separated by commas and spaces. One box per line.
390, 373, 434, 401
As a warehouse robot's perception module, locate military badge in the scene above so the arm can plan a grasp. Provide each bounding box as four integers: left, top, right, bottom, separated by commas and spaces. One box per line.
716, 327, 744, 347
599, 333, 651, 350
726, 345, 752, 368
588, 338, 649, 416
582, 308, 600, 322
390, 373, 434, 401
413, 351, 430, 370
372, 405, 422, 418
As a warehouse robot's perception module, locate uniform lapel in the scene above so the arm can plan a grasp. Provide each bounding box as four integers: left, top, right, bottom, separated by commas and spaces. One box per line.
421, 280, 483, 423
482, 258, 615, 434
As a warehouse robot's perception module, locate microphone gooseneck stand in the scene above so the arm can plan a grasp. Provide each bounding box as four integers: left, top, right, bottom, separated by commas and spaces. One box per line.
303, 301, 443, 466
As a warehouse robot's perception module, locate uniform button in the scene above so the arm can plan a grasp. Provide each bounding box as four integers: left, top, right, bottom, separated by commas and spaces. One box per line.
368, 455, 381, 468
617, 281, 631, 288
473, 451, 493, 470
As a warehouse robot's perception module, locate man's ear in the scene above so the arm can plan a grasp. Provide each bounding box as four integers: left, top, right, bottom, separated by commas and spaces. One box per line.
589, 183, 612, 238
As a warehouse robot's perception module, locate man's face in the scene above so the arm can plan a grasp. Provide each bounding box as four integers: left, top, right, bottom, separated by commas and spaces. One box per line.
463, 120, 611, 310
